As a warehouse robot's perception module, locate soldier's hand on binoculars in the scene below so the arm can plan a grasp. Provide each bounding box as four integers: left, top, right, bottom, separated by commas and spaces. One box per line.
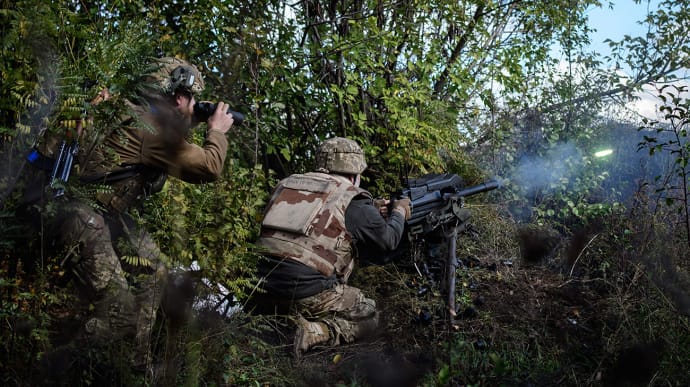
207, 101, 234, 134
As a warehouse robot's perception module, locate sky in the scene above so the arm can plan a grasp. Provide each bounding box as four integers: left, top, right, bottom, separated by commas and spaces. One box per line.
586, 0, 660, 58
585, 0, 678, 120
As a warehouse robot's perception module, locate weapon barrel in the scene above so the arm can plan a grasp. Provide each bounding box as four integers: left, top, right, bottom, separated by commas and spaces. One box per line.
455, 179, 500, 197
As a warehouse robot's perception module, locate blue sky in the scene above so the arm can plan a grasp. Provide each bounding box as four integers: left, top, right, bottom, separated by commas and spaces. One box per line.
586, 1, 666, 119
586, 0, 661, 57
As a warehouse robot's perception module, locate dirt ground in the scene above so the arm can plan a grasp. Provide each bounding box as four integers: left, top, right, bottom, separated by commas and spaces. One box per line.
267, 239, 672, 387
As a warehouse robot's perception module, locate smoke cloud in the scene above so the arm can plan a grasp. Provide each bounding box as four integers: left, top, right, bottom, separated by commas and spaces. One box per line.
512, 142, 584, 198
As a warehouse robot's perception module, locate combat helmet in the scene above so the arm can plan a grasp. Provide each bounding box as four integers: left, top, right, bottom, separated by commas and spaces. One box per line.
145, 57, 205, 95
314, 137, 367, 175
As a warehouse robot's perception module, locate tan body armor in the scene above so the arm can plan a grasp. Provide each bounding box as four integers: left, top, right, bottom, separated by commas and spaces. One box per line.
256, 172, 368, 280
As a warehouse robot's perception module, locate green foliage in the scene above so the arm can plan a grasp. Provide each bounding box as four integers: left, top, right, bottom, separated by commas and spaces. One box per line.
120, 255, 154, 268
0, 263, 69, 386
204, 0, 601, 187
2, 0, 690, 385
156, 313, 297, 386
221, 331, 294, 385
144, 159, 272, 300
427, 333, 561, 386
606, 0, 690, 91
638, 83, 690, 244
497, 116, 625, 230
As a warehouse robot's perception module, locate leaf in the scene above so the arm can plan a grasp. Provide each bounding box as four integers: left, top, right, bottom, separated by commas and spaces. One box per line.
121, 256, 153, 268
280, 147, 291, 162
437, 365, 450, 384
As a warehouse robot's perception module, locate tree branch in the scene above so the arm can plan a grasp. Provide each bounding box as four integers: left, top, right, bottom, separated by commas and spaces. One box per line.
433, 4, 485, 95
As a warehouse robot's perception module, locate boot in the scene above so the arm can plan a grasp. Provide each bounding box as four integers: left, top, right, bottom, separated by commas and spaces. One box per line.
294, 317, 330, 357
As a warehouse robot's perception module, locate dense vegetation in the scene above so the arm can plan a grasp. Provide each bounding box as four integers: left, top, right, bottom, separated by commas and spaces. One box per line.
1, 0, 689, 385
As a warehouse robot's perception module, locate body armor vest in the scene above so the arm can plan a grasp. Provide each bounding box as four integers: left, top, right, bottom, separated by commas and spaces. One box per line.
256, 172, 368, 280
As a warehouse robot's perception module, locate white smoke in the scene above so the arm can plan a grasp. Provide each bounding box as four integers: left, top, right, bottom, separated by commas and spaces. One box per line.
513, 142, 583, 196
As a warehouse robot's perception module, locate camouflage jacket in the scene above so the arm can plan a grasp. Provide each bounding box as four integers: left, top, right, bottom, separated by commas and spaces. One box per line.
81, 99, 228, 212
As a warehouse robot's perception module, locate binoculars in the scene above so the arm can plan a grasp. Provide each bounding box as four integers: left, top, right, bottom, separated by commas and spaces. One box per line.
193, 102, 245, 125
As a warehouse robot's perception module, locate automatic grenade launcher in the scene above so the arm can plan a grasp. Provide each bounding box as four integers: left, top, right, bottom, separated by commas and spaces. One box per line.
393, 173, 501, 325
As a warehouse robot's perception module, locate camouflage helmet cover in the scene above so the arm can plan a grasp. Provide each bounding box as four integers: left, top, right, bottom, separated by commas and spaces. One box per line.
314, 137, 367, 175
146, 57, 205, 95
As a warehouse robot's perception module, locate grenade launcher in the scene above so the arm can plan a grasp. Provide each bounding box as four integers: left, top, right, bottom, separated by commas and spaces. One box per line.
394, 173, 500, 325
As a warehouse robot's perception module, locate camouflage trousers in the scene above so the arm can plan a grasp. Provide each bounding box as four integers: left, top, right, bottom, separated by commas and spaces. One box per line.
294, 283, 379, 345
52, 200, 168, 369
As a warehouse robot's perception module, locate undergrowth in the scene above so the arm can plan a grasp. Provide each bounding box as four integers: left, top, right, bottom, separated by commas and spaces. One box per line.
2, 187, 690, 386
